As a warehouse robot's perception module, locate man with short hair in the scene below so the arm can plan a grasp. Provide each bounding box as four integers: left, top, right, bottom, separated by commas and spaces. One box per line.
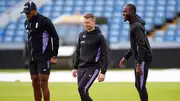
119, 4, 152, 101
21, 1, 59, 101
72, 13, 109, 101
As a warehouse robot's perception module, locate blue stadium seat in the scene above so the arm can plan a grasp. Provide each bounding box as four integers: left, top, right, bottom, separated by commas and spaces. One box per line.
120, 30, 129, 42
93, 12, 102, 16
145, 5, 155, 12
145, 11, 154, 18
7, 24, 16, 30
109, 36, 118, 44
0, 36, 2, 43
145, 17, 153, 24
111, 24, 120, 30
5, 30, 14, 36
145, 23, 153, 32
65, 0, 74, 6
176, 29, 180, 36
164, 30, 175, 41
4, 36, 13, 43
14, 36, 24, 43
0, 28, 3, 36
167, 24, 177, 31
104, 6, 113, 12
0, 0, 22, 13
16, 30, 25, 36
123, 23, 130, 30
154, 30, 165, 42
55, 0, 64, 6
43, 5, 52, 12
75, 0, 83, 6
103, 12, 112, 18
95, 0, 104, 6
105, 0, 114, 6
166, 6, 176, 20
0, 0, 5, 5
112, 18, 122, 24
157, 0, 166, 5
167, 0, 176, 5
176, 0, 180, 13
110, 30, 119, 36
153, 19, 164, 26
156, 6, 165, 12
43, 12, 51, 18
175, 29, 180, 42
137, 0, 145, 5
146, 0, 155, 6
84, 6, 93, 12
94, 6, 103, 12
175, 36, 180, 43
85, 1, 94, 6
115, 0, 125, 6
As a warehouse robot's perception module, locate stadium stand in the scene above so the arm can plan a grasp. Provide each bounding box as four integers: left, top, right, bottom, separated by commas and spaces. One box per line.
0, 0, 180, 45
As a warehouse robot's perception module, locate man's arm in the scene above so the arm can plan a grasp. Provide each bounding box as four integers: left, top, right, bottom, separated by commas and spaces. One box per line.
73, 34, 81, 69
134, 26, 146, 64
124, 49, 132, 60
99, 34, 109, 75
43, 19, 59, 57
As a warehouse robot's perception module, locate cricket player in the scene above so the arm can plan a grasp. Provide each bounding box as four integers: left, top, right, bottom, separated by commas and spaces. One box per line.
119, 4, 152, 101
72, 13, 109, 101
21, 1, 59, 101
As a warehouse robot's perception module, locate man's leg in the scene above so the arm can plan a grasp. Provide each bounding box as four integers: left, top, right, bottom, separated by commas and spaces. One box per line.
38, 60, 51, 101
135, 61, 151, 101
29, 61, 42, 101
78, 67, 99, 101
77, 68, 85, 100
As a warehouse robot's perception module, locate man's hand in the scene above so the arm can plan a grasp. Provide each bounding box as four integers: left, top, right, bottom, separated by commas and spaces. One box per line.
136, 64, 142, 76
119, 57, 126, 68
72, 69, 77, 78
98, 73, 105, 82
50, 56, 57, 64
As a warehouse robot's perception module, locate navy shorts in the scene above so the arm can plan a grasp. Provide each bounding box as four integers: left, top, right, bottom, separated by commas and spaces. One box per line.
29, 60, 51, 75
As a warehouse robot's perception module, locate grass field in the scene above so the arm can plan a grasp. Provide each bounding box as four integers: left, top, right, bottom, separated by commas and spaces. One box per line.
0, 82, 180, 101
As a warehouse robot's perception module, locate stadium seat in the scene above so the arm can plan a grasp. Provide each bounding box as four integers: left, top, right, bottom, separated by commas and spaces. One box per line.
0, 36, 2, 42
0, 28, 3, 36
166, 6, 176, 20
109, 36, 118, 43
14, 36, 24, 43
4, 36, 13, 43
145, 23, 153, 32
154, 30, 165, 42
146, 0, 155, 6
167, 24, 177, 31
164, 30, 175, 41
1, 0, 180, 44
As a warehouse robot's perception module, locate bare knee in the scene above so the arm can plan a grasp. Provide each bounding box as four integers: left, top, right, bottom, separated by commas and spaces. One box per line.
39, 78, 49, 91
31, 75, 40, 88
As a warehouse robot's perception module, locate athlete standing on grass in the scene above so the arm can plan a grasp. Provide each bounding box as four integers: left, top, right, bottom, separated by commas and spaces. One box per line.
119, 4, 152, 101
72, 13, 109, 101
21, 1, 59, 101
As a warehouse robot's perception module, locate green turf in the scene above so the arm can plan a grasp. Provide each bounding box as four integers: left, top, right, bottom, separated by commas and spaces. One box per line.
0, 82, 179, 101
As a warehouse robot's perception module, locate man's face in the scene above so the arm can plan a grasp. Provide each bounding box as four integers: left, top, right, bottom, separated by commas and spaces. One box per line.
83, 18, 95, 31
25, 10, 33, 20
123, 6, 132, 21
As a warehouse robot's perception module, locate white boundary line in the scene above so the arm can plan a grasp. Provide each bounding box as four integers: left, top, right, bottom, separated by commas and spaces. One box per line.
0, 69, 180, 82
